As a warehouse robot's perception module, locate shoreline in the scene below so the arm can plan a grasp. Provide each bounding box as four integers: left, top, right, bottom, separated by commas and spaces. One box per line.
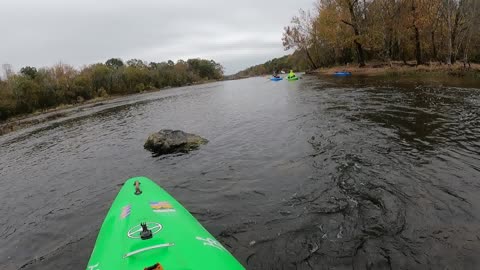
0, 96, 114, 136
310, 62, 480, 77
1, 66, 479, 137
0, 80, 216, 137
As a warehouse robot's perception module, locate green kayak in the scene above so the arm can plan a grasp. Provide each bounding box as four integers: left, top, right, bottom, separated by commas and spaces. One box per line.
86, 176, 245, 270
287, 70, 299, 81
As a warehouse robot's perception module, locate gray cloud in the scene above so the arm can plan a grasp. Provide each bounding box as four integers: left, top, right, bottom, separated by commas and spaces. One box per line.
0, 0, 313, 74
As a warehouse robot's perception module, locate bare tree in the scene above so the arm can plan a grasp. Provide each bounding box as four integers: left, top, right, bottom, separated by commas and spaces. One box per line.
442, 0, 469, 65
282, 9, 319, 69
2, 64, 14, 79
337, 0, 367, 67
410, 0, 424, 65
461, 0, 478, 68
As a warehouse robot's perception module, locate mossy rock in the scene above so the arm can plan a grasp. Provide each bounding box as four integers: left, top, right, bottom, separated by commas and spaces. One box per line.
144, 129, 208, 155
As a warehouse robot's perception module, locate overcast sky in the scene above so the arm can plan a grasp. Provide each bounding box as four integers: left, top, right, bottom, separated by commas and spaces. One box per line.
0, 0, 314, 74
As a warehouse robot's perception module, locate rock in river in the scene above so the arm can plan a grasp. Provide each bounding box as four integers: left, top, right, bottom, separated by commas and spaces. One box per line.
144, 129, 208, 155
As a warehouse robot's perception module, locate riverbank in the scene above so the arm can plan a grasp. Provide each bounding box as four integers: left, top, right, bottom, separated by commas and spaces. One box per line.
0, 85, 177, 136
0, 57, 224, 126
311, 62, 480, 77
0, 97, 108, 136
0, 76, 224, 137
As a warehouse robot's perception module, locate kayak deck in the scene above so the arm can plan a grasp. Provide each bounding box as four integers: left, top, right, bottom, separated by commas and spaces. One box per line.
86, 177, 244, 270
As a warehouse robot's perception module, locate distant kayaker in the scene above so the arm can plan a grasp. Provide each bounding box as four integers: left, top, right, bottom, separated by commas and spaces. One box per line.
287, 70, 296, 79
273, 71, 280, 78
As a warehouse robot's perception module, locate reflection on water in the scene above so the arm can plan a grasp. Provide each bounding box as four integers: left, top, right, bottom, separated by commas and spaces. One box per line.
0, 76, 479, 270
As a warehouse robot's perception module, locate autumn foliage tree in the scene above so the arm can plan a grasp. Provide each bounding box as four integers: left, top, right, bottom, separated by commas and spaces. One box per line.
282, 9, 319, 69
283, 0, 480, 68
0, 58, 224, 121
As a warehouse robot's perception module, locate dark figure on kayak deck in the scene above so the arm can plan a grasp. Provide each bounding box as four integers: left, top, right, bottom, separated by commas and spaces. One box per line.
287, 70, 296, 79
273, 71, 280, 78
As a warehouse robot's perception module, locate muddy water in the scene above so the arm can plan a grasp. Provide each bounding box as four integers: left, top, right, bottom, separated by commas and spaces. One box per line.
1, 76, 479, 269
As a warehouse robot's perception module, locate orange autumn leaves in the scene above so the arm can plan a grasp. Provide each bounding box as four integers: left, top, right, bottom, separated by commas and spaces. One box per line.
283, 0, 480, 67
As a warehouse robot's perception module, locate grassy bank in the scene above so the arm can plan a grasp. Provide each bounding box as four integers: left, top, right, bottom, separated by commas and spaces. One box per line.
0, 80, 213, 137
311, 62, 480, 78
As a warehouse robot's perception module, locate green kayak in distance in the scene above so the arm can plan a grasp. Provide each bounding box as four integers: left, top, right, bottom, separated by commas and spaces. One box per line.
287, 70, 299, 81
86, 176, 245, 270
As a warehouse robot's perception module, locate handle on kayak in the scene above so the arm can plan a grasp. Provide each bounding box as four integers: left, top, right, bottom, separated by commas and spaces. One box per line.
123, 243, 175, 258
134, 180, 142, 195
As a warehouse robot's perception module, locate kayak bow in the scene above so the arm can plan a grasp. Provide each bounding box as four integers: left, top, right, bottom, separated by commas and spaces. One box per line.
86, 177, 245, 270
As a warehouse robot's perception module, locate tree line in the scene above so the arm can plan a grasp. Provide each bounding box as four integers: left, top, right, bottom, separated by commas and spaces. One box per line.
0, 58, 223, 121
283, 0, 480, 68
232, 52, 309, 78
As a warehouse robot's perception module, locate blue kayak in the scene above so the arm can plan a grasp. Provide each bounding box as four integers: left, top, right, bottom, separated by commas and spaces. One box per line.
334, 71, 352, 76
270, 77, 283, 81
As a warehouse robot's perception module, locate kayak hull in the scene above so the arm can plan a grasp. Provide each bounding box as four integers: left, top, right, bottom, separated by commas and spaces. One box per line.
334, 72, 352, 76
86, 177, 245, 270
270, 77, 283, 81
287, 77, 299, 81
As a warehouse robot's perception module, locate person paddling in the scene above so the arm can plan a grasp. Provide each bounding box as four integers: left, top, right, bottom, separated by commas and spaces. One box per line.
287, 70, 296, 79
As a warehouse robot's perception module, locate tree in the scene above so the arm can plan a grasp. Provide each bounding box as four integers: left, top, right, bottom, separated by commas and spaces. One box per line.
0, 79, 15, 120
105, 58, 124, 69
462, 0, 479, 67
283, 9, 319, 69
89, 64, 112, 93
441, 0, 469, 65
51, 63, 78, 102
124, 66, 150, 93
126, 59, 147, 68
336, 0, 367, 67
20, 66, 38, 79
2, 64, 14, 79
72, 74, 94, 100
410, 0, 424, 65
186, 59, 223, 80
12, 76, 41, 113
315, 0, 358, 65
424, 0, 443, 61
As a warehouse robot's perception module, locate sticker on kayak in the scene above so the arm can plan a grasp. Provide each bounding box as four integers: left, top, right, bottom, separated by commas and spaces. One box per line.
196, 236, 226, 251
150, 201, 175, 213
120, 205, 131, 219
87, 263, 100, 270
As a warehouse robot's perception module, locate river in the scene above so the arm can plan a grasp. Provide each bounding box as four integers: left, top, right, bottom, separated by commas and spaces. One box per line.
1, 75, 480, 270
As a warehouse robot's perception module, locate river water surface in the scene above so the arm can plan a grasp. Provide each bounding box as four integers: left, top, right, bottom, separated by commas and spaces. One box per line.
1, 76, 480, 270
